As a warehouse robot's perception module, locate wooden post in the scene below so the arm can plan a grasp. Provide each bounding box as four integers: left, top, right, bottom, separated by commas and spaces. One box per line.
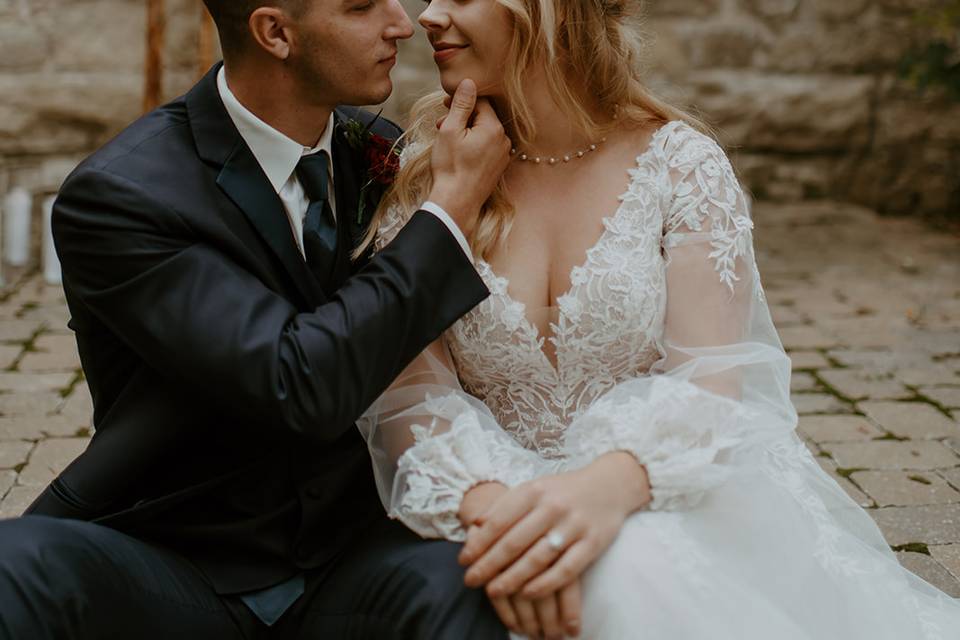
144, 0, 165, 112
199, 5, 216, 78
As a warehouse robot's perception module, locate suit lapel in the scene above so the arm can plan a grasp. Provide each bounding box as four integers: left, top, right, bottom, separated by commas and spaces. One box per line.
216, 145, 325, 306
186, 63, 325, 307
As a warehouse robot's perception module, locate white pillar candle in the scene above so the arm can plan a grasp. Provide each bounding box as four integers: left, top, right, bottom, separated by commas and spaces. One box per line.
42, 195, 60, 285
3, 188, 31, 267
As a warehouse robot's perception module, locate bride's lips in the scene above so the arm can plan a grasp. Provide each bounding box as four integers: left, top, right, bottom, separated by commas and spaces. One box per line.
432, 43, 468, 64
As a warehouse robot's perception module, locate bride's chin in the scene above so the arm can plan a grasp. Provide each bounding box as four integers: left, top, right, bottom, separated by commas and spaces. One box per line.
438, 74, 463, 97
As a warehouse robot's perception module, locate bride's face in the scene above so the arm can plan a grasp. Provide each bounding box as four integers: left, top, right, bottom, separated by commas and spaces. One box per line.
419, 0, 513, 97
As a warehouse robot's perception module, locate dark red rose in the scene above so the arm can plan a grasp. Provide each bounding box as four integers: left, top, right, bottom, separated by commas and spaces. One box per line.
365, 134, 400, 185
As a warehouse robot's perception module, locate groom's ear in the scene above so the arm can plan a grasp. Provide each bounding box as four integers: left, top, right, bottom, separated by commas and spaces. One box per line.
249, 6, 293, 61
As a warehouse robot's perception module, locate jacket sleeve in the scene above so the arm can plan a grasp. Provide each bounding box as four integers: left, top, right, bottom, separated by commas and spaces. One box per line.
52, 167, 489, 442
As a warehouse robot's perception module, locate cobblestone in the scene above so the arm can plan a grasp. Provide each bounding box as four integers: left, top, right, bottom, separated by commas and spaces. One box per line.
0, 319, 43, 343
0, 440, 32, 470
850, 470, 960, 507
0, 486, 39, 518
920, 386, 960, 409
0, 470, 15, 497
815, 457, 873, 507
797, 415, 883, 442
0, 344, 21, 369
790, 371, 819, 392
858, 401, 960, 440
821, 441, 960, 471
777, 326, 840, 350
791, 392, 852, 415
895, 552, 960, 597
787, 351, 831, 370
0, 390, 64, 419
896, 366, 960, 388
16, 438, 90, 488
931, 544, 960, 581
0, 372, 72, 393
938, 467, 960, 491
18, 333, 81, 372
0, 418, 46, 441
817, 369, 911, 401
872, 504, 960, 546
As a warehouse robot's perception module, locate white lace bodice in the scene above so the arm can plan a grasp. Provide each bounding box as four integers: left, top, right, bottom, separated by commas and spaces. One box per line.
379, 122, 750, 459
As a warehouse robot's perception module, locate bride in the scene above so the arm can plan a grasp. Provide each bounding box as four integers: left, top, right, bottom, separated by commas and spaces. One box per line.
355, 0, 960, 637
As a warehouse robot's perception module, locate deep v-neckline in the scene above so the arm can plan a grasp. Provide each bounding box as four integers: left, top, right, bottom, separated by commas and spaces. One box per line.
473, 126, 670, 375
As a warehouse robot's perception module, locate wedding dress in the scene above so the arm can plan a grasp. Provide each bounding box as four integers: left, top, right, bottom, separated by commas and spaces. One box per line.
356, 121, 960, 639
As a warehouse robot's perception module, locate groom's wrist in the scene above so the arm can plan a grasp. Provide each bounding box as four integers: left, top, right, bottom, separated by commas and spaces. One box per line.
420, 201, 474, 261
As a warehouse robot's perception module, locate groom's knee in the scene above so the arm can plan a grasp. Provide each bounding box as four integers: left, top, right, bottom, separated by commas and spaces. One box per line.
0, 515, 79, 583
0, 516, 91, 639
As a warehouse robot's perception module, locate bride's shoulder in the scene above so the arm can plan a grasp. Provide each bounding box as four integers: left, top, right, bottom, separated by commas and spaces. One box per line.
649, 120, 730, 170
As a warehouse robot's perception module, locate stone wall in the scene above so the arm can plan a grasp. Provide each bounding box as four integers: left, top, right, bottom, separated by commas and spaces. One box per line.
0, 0, 206, 198
0, 0, 955, 266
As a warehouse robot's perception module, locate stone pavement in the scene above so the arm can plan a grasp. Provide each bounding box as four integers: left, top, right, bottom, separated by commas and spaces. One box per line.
0, 200, 958, 595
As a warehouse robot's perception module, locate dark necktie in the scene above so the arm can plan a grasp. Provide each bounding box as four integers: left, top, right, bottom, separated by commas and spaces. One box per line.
295, 151, 338, 285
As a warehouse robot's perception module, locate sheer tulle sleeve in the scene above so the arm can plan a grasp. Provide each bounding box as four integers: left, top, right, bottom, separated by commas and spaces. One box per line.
561, 128, 797, 511
356, 337, 549, 541
358, 157, 549, 540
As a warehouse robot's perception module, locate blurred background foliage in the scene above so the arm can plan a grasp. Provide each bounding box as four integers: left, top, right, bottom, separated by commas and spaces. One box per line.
901, 1, 960, 101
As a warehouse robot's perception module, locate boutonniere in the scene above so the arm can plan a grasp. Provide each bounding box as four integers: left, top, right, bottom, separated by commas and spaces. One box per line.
343, 112, 401, 225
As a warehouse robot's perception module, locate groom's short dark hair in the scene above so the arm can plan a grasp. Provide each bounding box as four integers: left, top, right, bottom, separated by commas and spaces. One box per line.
202, 0, 305, 56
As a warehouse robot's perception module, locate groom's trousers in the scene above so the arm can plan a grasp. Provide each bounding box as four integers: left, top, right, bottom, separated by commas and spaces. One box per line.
0, 515, 508, 639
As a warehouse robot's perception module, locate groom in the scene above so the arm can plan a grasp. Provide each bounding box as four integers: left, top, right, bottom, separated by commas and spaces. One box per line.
0, 0, 512, 638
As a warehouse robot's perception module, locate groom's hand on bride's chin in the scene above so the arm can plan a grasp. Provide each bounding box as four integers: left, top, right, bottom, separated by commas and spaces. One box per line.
427, 78, 511, 236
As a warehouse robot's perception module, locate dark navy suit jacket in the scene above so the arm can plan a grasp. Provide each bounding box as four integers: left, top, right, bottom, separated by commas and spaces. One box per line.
26, 63, 489, 595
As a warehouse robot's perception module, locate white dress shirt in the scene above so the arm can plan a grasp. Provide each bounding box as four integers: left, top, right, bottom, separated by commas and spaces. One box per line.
216, 67, 472, 260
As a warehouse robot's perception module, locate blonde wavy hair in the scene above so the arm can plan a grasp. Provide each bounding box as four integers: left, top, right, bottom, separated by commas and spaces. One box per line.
356, 0, 711, 261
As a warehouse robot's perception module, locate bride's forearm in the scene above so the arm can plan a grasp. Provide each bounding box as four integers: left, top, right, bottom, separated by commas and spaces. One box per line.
586, 451, 653, 514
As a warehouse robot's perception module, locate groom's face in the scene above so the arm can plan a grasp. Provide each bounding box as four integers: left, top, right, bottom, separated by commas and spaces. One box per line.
290, 0, 414, 106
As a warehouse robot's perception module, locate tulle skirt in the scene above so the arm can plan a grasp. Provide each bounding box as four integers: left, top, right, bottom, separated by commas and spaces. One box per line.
519, 433, 960, 639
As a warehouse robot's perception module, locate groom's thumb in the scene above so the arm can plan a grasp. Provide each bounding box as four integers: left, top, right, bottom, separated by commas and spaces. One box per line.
442, 79, 478, 133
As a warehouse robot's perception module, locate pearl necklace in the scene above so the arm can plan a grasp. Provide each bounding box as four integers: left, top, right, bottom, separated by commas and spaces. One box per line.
509, 108, 619, 166
510, 136, 609, 166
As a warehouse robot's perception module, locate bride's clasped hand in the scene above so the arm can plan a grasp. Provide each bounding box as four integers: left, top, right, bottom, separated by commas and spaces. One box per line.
453, 453, 652, 637
458, 452, 651, 599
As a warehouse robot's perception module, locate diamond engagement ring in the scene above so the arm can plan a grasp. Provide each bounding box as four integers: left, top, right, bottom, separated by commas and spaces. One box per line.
545, 530, 566, 551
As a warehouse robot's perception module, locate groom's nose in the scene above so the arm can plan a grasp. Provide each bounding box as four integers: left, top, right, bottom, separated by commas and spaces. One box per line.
384, 0, 415, 41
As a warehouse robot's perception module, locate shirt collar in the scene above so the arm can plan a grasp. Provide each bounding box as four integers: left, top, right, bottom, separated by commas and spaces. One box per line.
217, 66, 335, 194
